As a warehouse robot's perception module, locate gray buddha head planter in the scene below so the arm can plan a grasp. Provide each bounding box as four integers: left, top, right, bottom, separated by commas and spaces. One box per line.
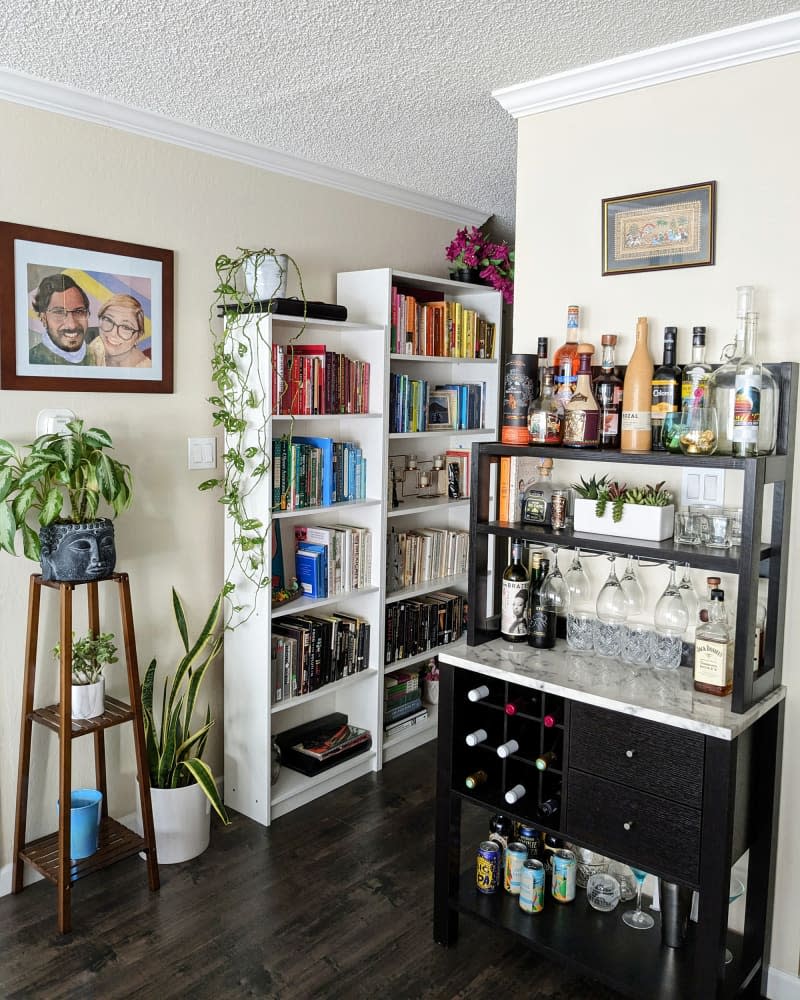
39, 519, 116, 582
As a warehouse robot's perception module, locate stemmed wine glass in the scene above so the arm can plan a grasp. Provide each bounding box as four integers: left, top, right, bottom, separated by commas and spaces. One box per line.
595, 556, 627, 656
622, 866, 655, 930
678, 563, 699, 623
564, 548, 592, 612
620, 555, 645, 617
654, 563, 689, 635
544, 546, 569, 616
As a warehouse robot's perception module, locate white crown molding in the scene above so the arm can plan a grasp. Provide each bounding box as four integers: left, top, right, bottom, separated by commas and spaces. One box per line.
493, 12, 800, 118
0, 67, 488, 227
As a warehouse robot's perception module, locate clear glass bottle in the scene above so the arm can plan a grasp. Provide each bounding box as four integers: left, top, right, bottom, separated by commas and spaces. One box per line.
650, 326, 681, 451
563, 344, 600, 448
593, 334, 623, 449
554, 357, 574, 412
731, 312, 763, 457
501, 541, 529, 642
528, 368, 563, 445
521, 459, 557, 525
694, 588, 733, 696
621, 316, 654, 453
681, 326, 712, 408
553, 305, 580, 390
709, 287, 778, 455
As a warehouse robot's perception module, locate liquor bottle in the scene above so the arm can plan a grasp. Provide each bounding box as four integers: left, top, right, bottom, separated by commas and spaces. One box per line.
535, 748, 559, 771
529, 338, 549, 403
593, 334, 623, 449
650, 326, 681, 451
465, 770, 488, 790
554, 357, 574, 412
694, 588, 733, 696
537, 337, 549, 369
538, 794, 561, 819
505, 694, 538, 716
497, 738, 520, 759
504, 783, 527, 805
500, 542, 530, 642
698, 576, 722, 624
621, 316, 654, 453
465, 728, 488, 746
562, 344, 600, 447
467, 684, 491, 702
521, 459, 557, 525
542, 708, 562, 729
681, 327, 712, 408
489, 814, 515, 841
529, 558, 557, 650
527, 368, 563, 445
553, 305, 581, 388
731, 313, 762, 457
709, 287, 778, 454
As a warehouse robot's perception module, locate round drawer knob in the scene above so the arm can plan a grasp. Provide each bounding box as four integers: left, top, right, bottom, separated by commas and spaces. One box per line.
625, 749, 636, 758
623, 821, 634, 831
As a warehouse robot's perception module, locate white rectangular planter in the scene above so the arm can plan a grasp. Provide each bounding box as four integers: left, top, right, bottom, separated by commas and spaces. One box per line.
573, 499, 675, 541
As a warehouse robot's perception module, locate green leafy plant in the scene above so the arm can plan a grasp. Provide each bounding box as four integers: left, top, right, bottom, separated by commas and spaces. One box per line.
571, 474, 609, 500
53, 630, 118, 685
199, 248, 305, 626
0, 418, 132, 561
142, 587, 229, 824
575, 477, 674, 523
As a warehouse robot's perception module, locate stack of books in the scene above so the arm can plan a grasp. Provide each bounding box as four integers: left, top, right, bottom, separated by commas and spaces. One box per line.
383, 670, 428, 734
390, 285, 497, 359
272, 344, 370, 416
272, 435, 366, 511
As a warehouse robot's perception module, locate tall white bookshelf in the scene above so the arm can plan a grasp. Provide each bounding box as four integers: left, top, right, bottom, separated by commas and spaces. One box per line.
223, 311, 387, 826
336, 269, 503, 764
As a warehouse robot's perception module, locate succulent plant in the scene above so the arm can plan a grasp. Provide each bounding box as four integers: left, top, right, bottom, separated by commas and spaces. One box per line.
571, 474, 609, 500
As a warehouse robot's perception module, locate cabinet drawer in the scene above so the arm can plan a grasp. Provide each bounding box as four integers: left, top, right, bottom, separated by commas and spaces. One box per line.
566, 769, 701, 885
570, 702, 704, 808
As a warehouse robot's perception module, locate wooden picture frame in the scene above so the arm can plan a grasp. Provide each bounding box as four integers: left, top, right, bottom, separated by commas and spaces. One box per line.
602, 181, 716, 276
0, 222, 174, 392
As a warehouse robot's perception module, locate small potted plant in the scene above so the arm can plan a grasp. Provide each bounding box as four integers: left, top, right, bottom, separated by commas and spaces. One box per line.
572, 475, 675, 541
0, 418, 133, 582
52, 630, 118, 720
445, 226, 486, 281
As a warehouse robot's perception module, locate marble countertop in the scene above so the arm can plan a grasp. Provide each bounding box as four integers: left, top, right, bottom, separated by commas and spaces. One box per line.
439, 638, 785, 740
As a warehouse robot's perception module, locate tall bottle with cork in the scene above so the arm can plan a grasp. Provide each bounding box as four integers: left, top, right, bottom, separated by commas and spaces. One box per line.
553, 306, 581, 395
593, 334, 623, 449
562, 344, 600, 448
500, 541, 529, 642
650, 326, 681, 451
621, 317, 654, 453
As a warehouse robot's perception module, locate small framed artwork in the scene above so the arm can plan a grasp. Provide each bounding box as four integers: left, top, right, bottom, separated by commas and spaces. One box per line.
0, 221, 174, 392
602, 181, 716, 276
427, 389, 457, 429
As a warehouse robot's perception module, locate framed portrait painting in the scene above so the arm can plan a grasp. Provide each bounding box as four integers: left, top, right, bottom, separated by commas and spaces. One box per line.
0, 222, 174, 392
602, 181, 716, 276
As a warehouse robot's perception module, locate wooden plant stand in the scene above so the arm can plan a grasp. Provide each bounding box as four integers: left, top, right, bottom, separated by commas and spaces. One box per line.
12, 573, 159, 932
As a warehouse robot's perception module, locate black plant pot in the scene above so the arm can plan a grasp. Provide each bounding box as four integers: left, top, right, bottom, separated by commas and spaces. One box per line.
39, 518, 117, 582
449, 267, 481, 283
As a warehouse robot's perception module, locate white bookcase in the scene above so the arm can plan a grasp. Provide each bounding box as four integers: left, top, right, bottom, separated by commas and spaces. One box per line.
223, 311, 387, 826
336, 269, 503, 764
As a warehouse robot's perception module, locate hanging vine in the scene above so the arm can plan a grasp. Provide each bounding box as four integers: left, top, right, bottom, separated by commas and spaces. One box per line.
199, 248, 306, 626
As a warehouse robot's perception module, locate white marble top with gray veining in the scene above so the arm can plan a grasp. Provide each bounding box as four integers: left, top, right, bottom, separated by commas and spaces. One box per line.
439, 638, 785, 740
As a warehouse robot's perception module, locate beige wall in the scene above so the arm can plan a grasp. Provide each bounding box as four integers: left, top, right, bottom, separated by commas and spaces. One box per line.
514, 53, 800, 977
0, 99, 459, 885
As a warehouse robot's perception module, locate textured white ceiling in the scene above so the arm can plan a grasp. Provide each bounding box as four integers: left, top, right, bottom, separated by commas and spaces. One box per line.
0, 1, 796, 238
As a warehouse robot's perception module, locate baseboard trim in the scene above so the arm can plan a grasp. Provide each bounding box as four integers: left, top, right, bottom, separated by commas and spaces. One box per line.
767, 966, 800, 1000
493, 12, 800, 118
0, 861, 43, 897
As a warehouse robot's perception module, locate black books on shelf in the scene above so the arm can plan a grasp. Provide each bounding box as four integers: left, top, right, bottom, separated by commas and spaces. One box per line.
277, 712, 372, 776
272, 612, 370, 700
384, 590, 465, 664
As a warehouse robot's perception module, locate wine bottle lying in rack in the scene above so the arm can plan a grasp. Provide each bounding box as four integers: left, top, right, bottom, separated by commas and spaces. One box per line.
465, 728, 488, 747
535, 749, 559, 771
497, 739, 520, 759
505, 695, 538, 716
465, 770, 488, 790
542, 708, 562, 728
505, 783, 527, 805
538, 794, 561, 819
467, 684, 490, 703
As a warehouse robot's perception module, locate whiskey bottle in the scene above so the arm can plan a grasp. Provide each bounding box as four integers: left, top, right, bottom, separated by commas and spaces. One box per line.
694, 588, 733, 696
681, 326, 712, 408
650, 326, 681, 451
553, 305, 581, 389
500, 541, 529, 642
621, 316, 654, 453
698, 576, 722, 624
537, 336, 549, 369
563, 344, 600, 448
527, 368, 563, 445
593, 334, 623, 449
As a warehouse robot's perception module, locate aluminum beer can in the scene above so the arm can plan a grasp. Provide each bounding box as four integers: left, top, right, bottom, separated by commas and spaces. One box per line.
516, 823, 544, 861
504, 841, 528, 894
476, 840, 501, 894
519, 858, 546, 913
552, 848, 577, 903
550, 490, 567, 530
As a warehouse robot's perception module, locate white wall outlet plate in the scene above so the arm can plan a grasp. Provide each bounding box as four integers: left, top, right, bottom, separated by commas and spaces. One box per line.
680, 467, 725, 508
187, 436, 217, 470
35, 408, 76, 438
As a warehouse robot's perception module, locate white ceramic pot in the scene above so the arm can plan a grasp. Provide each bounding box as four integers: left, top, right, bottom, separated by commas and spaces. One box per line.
71, 678, 105, 719
573, 499, 675, 541
243, 252, 288, 301
145, 782, 211, 864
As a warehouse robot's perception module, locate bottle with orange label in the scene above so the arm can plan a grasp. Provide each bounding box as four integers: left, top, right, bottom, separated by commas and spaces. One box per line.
621, 317, 654, 453
553, 305, 581, 394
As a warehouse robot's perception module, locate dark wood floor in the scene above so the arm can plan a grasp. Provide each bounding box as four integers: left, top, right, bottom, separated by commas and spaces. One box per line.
0, 742, 626, 999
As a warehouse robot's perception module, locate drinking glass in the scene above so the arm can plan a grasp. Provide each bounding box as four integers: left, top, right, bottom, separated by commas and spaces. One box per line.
622, 623, 651, 665
564, 548, 592, 613
543, 547, 569, 617
567, 611, 595, 652
650, 630, 683, 669
674, 511, 700, 545
595, 557, 627, 656
622, 866, 655, 930
620, 555, 645, 617
679, 404, 718, 456
704, 512, 733, 549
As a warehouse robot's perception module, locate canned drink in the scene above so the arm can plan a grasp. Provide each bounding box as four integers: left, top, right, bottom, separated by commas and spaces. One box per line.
519, 859, 546, 913
476, 840, 501, 894
504, 841, 528, 894
550, 490, 567, 530
552, 848, 577, 902
516, 823, 544, 861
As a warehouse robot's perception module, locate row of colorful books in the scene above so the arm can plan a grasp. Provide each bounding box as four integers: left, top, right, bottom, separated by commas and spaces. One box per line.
383, 669, 428, 733
272, 435, 366, 511
497, 454, 543, 523
272, 611, 371, 701
272, 343, 370, 415
384, 590, 466, 665
389, 374, 487, 433
390, 286, 497, 359
386, 527, 469, 595
294, 523, 372, 597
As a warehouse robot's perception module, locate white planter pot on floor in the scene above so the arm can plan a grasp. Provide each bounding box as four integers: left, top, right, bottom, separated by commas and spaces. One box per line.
142, 782, 211, 864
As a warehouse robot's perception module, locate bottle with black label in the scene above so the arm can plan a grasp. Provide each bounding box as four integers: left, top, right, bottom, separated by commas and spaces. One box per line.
500, 541, 529, 642
694, 588, 733, 695
538, 794, 561, 820
529, 557, 557, 650
593, 334, 623, 449
651, 326, 681, 451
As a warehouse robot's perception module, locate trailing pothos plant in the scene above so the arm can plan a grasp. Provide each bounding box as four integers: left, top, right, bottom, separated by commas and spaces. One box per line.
199, 248, 306, 626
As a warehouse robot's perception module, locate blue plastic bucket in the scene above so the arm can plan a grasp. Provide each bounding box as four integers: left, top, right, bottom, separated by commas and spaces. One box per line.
61, 788, 103, 859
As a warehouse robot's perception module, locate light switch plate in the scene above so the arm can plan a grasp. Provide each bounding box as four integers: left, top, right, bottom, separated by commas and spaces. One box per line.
188, 436, 217, 470
681, 467, 725, 507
